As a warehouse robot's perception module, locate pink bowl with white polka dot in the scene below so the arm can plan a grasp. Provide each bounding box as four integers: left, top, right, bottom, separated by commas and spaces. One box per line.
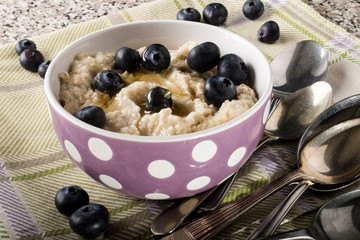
44, 20, 272, 200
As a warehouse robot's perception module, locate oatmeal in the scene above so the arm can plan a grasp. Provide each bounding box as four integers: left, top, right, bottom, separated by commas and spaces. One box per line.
59, 41, 257, 136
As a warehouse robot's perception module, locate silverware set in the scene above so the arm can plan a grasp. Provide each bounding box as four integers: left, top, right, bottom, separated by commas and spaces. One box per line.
148, 93, 360, 240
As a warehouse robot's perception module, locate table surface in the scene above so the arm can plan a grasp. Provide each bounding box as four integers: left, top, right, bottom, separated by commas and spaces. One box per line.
0, 0, 359, 46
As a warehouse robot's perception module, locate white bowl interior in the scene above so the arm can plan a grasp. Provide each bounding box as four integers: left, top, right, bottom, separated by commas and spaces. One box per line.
45, 20, 272, 141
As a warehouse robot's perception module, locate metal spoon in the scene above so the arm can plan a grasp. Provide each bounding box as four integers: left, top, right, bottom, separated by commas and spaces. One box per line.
247, 117, 360, 239
248, 93, 360, 238
162, 94, 360, 240
150, 81, 332, 236
271, 39, 328, 99
257, 189, 360, 240
200, 39, 328, 211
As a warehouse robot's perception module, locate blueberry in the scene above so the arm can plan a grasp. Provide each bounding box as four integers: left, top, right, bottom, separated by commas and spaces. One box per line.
187, 42, 220, 73
141, 44, 171, 72
19, 49, 45, 72
204, 75, 237, 108
74, 106, 106, 128
55, 186, 89, 217
145, 87, 172, 112
203, 3, 228, 26
258, 21, 280, 43
15, 39, 36, 55
243, 0, 264, 20
177, 8, 201, 22
115, 47, 141, 72
69, 204, 110, 238
93, 70, 124, 96
217, 54, 249, 85
38, 60, 51, 79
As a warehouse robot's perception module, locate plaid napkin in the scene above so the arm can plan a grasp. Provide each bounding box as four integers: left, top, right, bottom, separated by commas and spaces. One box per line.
1, 0, 360, 239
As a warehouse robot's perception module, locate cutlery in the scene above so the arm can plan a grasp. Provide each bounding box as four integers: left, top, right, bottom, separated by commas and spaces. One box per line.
159, 94, 360, 240
150, 81, 332, 236
257, 189, 360, 240
247, 117, 360, 239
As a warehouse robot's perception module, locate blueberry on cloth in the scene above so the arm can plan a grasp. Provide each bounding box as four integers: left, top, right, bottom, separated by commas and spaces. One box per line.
55, 186, 89, 217
217, 54, 249, 85
93, 70, 124, 96
141, 44, 171, 72
203, 3, 228, 26
73, 106, 106, 128
204, 75, 237, 108
38, 60, 51, 79
177, 7, 201, 22
187, 42, 220, 73
258, 20, 280, 43
19, 48, 44, 72
242, 0, 265, 20
69, 204, 110, 238
145, 86, 172, 113
15, 39, 37, 55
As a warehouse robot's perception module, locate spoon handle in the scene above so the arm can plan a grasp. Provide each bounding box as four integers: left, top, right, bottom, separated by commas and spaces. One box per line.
256, 135, 279, 150
150, 187, 218, 235
172, 169, 306, 240
269, 95, 283, 116
246, 180, 313, 240
199, 172, 238, 211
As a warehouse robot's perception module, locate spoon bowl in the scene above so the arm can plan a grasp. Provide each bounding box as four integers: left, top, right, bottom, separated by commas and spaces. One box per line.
300, 118, 360, 186
271, 40, 328, 98
298, 95, 360, 191
297, 94, 360, 193
259, 189, 360, 240
265, 81, 332, 140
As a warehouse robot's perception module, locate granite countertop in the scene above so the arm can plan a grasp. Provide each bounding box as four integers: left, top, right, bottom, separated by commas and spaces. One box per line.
0, 0, 359, 45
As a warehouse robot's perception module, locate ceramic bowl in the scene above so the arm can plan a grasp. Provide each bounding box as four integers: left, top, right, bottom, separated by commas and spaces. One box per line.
44, 20, 272, 200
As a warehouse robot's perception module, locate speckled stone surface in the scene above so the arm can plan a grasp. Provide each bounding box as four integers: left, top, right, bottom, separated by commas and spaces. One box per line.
0, 0, 154, 45
302, 0, 360, 38
0, 0, 359, 45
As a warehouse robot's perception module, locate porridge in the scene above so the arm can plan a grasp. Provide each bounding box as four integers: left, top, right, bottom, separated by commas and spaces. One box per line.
59, 41, 257, 136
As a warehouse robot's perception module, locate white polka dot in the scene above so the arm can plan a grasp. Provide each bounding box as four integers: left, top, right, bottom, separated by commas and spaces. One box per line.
145, 193, 170, 200
64, 140, 82, 163
99, 174, 122, 189
263, 100, 271, 124
228, 147, 247, 167
88, 138, 113, 161
148, 160, 175, 179
192, 140, 217, 163
187, 176, 211, 190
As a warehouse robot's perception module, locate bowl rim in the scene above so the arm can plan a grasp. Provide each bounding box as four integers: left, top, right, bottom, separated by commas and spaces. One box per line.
44, 20, 272, 143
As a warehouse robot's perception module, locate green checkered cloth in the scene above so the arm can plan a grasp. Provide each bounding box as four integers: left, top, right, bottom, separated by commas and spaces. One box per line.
1, 0, 360, 239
